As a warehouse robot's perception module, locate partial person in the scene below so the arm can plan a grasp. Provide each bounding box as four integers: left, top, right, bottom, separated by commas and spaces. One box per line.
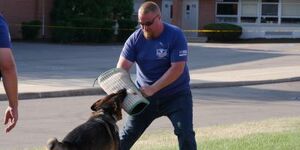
116, 1, 197, 149
0, 13, 19, 133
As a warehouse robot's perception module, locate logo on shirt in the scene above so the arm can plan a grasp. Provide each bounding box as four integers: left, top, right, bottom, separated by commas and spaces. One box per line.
156, 48, 168, 59
156, 42, 169, 59
179, 50, 188, 56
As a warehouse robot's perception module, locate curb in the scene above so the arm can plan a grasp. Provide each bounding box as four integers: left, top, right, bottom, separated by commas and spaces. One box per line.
0, 88, 106, 101
1, 77, 300, 101
190, 77, 300, 88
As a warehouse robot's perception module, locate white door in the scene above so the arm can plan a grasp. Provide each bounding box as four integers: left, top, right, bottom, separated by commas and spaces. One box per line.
182, 0, 198, 37
162, 0, 173, 23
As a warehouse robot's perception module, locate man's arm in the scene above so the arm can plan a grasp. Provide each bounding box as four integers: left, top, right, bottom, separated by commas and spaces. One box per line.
116, 56, 134, 71
140, 61, 185, 97
0, 48, 18, 133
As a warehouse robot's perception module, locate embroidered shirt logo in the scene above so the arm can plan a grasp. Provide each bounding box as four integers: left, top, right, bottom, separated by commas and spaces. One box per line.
179, 50, 188, 56
156, 42, 169, 59
156, 48, 168, 59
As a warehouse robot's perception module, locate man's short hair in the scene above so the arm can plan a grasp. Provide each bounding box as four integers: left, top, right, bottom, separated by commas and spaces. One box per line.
139, 1, 161, 15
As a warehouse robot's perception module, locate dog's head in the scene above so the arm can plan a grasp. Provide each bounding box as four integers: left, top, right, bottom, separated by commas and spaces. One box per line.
91, 89, 127, 121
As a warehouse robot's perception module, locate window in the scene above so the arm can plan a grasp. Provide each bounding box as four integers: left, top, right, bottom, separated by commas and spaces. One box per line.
261, 0, 279, 24
215, 0, 300, 25
241, 0, 258, 23
261, 17, 278, 23
216, 0, 239, 23
261, 4, 278, 16
217, 4, 238, 15
281, 0, 300, 24
281, 18, 300, 24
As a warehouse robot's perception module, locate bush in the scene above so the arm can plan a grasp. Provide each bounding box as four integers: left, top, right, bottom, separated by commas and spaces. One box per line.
70, 17, 114, 43
21, 20, 41, 40
203, 23, 242, 42
50, 0, 134, 43
51, 18, 114, 43
117, 19, 138, 42
51, 20, 77, 43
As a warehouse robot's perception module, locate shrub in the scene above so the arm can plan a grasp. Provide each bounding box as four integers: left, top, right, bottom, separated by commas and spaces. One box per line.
51, 18, 114, 43
117, 19, 138, 42
203, 23, 242, 42
21, 20, 41, 40
50, 0, 134, 43
70, 17, 114, 43
51, 20, 77, 43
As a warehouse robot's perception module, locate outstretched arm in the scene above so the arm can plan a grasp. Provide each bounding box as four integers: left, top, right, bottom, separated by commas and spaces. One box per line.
0, 48, 18, 133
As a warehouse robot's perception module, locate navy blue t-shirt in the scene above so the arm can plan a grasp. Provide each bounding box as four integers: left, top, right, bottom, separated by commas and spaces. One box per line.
0, 14, 12, 79
121, 23, 190, 97
0, 15, 12, 48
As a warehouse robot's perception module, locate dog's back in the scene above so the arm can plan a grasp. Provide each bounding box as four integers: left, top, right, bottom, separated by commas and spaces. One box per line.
47, 89, 127, 150
47, 116, 117, 150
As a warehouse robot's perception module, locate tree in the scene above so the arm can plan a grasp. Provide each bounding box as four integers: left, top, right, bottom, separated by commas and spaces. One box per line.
50, 0, 135, 43
51, 0, 133, 22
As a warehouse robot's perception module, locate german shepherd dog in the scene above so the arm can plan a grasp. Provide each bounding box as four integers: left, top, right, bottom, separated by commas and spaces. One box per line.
47, 89, 127, 150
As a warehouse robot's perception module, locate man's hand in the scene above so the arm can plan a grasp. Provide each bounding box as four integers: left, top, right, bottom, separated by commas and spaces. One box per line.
4, 106, 18, 133
140, 85, 158, 97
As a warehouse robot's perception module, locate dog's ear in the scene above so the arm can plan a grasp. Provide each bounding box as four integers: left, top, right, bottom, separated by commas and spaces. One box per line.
114, 88, 127, 103
116, 88, 127, 95
91, 99, 102, 111
91, 93, 117, 111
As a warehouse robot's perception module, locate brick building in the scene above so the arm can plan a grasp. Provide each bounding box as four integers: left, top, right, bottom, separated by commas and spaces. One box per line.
0, 0, 53, 39
1, 0, 300, 39
138, 0, 300, 39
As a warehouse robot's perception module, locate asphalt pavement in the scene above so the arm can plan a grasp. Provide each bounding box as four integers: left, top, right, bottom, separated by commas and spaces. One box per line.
1, 82, 300, 149
1, 42, 300, 149
1, 42, 300, 100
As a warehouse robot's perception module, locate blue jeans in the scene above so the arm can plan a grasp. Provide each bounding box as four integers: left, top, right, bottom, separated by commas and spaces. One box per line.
119, 90, 197, 150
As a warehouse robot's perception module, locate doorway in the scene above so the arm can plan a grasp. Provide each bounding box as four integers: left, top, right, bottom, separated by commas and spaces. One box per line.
162, 0, 173, 24
182, 0, 199, 37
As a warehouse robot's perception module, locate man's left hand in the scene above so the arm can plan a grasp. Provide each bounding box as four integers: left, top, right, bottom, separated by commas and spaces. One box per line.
140, 85, 157, 97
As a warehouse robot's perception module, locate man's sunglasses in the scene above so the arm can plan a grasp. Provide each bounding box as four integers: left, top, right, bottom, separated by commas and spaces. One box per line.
139, 15, 159, 26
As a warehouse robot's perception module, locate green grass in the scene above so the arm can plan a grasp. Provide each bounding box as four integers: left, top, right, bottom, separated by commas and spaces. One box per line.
131, 117, 300, 150
201, 130, 300, 150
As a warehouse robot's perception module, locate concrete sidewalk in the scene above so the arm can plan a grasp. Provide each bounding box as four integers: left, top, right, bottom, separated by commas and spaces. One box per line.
1, 42, 300, 100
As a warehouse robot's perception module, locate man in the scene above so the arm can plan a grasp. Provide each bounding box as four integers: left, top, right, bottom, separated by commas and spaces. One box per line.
0, 13, 19, 133
117, 1, 197, 150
